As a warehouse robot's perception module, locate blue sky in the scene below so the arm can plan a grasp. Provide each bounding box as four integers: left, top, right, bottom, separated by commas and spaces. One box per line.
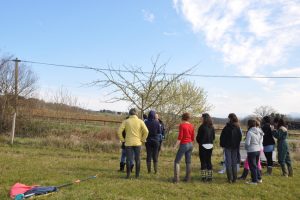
1, 0, 300, 118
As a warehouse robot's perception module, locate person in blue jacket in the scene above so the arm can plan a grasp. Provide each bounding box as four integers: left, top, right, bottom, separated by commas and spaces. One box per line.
145, 110, 162, 174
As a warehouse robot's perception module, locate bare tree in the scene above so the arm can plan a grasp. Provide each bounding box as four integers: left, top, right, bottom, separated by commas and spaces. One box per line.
154, 80, 211, 133
253, 105, 277, 119
0, 55, 38, 132
92, 55, 195, 118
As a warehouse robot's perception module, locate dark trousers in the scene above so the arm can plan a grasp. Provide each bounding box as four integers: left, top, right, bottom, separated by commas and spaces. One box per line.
199, 146, 213, 170
264, 151, 273, 167
247, 151, 261, 183
145, 140, 159, 163
125, 146, 141, 177
224, 148, 239, 182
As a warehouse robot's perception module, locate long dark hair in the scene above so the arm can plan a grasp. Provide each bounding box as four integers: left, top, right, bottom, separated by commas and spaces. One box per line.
277, 118, 286, 128
228, 113, 239, 127
202, 113, 213, 128
248, 119, 256, 130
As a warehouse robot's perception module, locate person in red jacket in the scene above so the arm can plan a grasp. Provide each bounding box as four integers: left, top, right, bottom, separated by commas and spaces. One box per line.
173, 112, 195, 183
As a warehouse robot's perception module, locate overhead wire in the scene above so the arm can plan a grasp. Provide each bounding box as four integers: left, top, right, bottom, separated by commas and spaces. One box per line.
10, 59, 300, 79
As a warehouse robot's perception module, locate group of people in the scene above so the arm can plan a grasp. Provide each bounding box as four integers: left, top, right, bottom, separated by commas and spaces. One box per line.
117, 108, 294, 185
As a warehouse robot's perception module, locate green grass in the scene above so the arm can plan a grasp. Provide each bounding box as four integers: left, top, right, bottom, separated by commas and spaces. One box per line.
0, 140, 299, 200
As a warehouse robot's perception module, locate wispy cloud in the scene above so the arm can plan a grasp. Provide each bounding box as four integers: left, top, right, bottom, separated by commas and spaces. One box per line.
163, 31, 178, 36
142, 9, 155, 23
173, 0, 300, 79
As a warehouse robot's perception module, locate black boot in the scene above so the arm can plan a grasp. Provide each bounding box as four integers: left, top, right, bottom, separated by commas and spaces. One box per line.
147, 162, 151, 173
281, 165, 288, 177
154, 162, 158, 174
119, 162, 125, 172
226, 168, 233, 183
135, 162, 140, 178
126, 163, 131, 179
131, 164, 134, 173
238, 168, 249, 180
232, 165, 237, 183
288, 166, 293, 177
266, 167, 272, 176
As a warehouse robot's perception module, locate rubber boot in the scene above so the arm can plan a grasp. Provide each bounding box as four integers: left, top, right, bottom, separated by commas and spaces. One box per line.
266, 167, 272, 176
173, 163, 180, 183
183, 163, 191, 182
238, 168, 249, 180
119, 162, 125, 172
288, 166, 293, 177
226, 168, 233, 183
207, 170, 213, 182
126, 163, 131, 179
201, 170, 206, 182
232, 165, 237, 183
146, 162, 151, 173
154, 162, 158, 174
135, 162, 140, 178
281, 165, 288, 177
131, 164, 134, 173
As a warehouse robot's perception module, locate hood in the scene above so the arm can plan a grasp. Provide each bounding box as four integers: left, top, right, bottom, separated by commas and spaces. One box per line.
279, 126, 288, 132
249, 127, 264, 136
148, 110, 156, 121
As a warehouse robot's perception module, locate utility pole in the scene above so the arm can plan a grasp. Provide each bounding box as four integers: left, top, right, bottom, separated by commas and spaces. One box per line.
11, 58, 20, 145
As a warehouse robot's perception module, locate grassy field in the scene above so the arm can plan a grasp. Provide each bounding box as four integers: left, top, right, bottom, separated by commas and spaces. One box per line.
0, 138, 299, 200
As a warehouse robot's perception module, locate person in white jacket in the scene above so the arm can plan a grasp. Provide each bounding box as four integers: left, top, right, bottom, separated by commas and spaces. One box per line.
245, 119, 264, 185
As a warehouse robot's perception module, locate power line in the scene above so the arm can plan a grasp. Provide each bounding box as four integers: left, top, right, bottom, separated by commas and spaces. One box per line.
12, 59, 300, 79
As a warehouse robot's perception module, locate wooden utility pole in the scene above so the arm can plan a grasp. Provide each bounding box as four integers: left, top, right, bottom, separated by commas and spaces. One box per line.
11, 58, 20, 145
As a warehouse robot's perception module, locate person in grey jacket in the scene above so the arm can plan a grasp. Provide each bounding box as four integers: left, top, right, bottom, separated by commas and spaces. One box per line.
245, 119, 264, 185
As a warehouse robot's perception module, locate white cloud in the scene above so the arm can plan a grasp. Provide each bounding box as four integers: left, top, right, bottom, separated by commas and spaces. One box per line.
273, 67, 300, 76
173, 0, 300, 78
142, 9, 155, 23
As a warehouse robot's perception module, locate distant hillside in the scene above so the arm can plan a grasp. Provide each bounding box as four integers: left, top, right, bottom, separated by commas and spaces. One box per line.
17, 97, 126, 121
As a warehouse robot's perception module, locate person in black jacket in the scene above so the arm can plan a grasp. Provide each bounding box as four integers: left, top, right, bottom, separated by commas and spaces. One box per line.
261, 116, 275, 175
196, 113, 215, 182
145, 110, 162, 174
220, 113, 242, 183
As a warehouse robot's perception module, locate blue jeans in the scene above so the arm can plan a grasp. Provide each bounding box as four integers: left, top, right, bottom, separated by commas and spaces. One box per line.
175, 142, 193, 164
247, 151, 261, 183
120, 149, 134, 165
125, 146, 141, 177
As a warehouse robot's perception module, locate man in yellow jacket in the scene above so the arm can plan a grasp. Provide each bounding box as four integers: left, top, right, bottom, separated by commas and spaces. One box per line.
118, 108, 149, 178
